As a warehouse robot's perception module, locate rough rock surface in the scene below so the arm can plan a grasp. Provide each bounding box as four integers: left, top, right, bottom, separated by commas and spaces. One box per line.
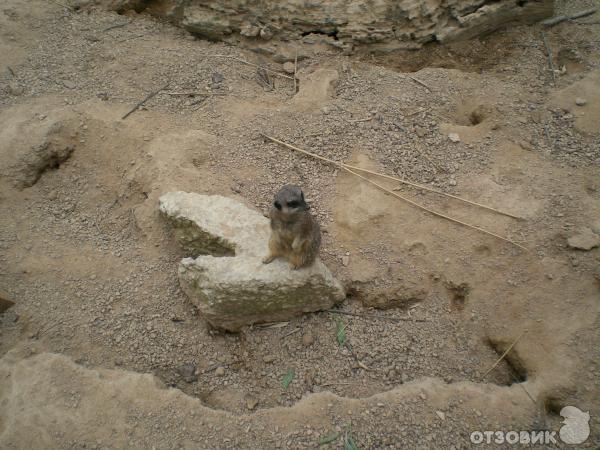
352, 283, 428, 310
0, 107, 74, 189
103, 0, 553, 52
159, 191, 345, 331
567, 227, 600, 251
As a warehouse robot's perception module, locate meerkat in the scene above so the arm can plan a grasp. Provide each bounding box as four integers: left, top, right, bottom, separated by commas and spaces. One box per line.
262, 184, 321, 270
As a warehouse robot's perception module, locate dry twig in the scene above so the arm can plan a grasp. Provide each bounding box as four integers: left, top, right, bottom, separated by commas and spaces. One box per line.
407, 75, 432, 92
281, 328, 301, 339
345, 167, 528, 251
261, 134, 521, 220
541, 31, 556, 84
348, 117, 374, 124
121, 82, 170, 120
164, 91, 227, 96
211, 55, 294, 80
325, 309, 426, 323
103, 21, 130, 32
293, 48, 298, 94
542, 7, 598, 27
481, 330, 527, 380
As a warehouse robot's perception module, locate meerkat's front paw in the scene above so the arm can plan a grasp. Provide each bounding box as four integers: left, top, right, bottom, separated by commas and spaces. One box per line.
289, 262, 300, 270
262, 255, 276, 264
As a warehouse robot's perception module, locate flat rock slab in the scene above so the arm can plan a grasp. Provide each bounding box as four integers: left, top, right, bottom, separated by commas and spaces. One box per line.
567, 227, 600, 251
159, 192, 345, 331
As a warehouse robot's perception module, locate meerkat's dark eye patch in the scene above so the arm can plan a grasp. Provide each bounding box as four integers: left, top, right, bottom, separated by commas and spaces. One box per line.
287, 200, 300, 208
274, 201, 282, 210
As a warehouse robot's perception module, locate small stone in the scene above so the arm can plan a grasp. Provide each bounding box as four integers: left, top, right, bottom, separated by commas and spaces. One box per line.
245, 396, 258, 410
575, 98, 587, 106
240, 24, 260, 37
211, 72, 224, 84
259, 27, 273, 40
0, 291, 15, 315
302, 333, 314, 347
435, 410, 446, 421
263, 355, 276, 363
567, 227, 600, 250
448, 133, 460, 143
215, 366, 226, 376
518, 140, 532, 151
282, 62, 295, 74
8, 83, 24, 96
341, 255, 350, 266
62, 80, 76, 89
177, 363, 197, 383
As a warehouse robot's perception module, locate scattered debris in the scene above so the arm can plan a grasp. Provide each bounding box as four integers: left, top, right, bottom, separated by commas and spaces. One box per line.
211, 55, 294, 80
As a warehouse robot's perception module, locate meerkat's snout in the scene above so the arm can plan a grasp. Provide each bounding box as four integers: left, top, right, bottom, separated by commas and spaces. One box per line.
262, 184, 321, 270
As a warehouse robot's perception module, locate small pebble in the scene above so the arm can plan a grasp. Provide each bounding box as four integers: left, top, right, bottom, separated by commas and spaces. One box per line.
575, 98, 587, 106
282, 62, 295, 74
448, 133, 460, 143
302, 333, 314, 347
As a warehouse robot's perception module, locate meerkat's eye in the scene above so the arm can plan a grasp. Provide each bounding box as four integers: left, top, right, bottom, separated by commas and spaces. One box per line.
287, 201, 299, 208
274, 201, 282, 210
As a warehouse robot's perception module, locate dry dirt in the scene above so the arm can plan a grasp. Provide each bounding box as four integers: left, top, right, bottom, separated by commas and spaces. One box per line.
0, 0, 599, 448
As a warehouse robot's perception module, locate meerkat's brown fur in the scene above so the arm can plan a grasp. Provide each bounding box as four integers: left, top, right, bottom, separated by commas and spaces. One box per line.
262, 184, 321, 270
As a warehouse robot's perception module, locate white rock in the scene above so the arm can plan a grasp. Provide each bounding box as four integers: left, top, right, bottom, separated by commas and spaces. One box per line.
159, 192, 345, 331
448, 133, 460, 143
575, 98, 587, 106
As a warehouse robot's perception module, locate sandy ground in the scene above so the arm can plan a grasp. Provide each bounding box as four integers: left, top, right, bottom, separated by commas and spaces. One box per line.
0, 0, 599, 448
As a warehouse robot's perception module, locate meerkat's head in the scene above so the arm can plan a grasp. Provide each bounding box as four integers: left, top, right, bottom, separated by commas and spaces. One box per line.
272, 184, 309, 218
